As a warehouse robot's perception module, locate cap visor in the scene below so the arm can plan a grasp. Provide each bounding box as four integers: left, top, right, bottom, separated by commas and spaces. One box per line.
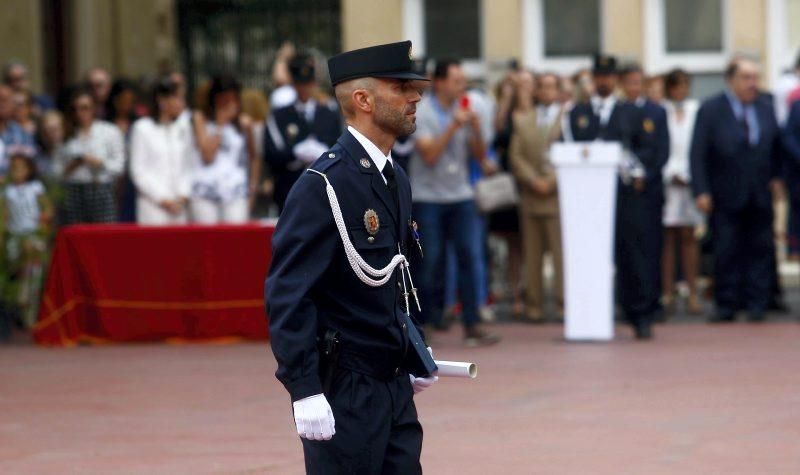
370, 71, 430, 82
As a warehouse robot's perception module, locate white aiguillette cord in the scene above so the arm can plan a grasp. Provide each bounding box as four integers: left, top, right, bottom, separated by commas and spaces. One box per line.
307, 169, 422, 313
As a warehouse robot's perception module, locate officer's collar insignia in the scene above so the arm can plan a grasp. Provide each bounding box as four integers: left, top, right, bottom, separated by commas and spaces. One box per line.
360, 157, 371, 169
578, 115, 589, 128
287, 123, 299, 138
643, 118, 655, 133
364, 209, 380, 235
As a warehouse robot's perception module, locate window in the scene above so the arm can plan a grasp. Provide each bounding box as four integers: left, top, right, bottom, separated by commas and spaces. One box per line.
402, 0, 485, 77
643, 0, 730, 74
424, 0, 481, 59
543, 0, 600, 57
522, 0, 603, 74
666, 0, 723, 52
178, 0, 342, 93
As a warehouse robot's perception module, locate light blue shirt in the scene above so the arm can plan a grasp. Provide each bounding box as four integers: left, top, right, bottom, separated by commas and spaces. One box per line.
725, 90, 760, 146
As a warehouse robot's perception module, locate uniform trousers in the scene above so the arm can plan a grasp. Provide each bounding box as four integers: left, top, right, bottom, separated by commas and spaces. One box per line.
136, 197, 188, 226
519, 210, 563, 318
189, 197, 248, 224
301, 369, 422, 475
615, 183, 663, 321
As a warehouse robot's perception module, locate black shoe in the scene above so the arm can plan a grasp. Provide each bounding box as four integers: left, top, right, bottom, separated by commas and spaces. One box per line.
768, 299, 789, 313
747, 312, 766, 323
708, 314, 735, 323
633, 320, 653, 340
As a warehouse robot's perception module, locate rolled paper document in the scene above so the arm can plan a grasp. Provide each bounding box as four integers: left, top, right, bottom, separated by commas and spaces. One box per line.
433, 360, 477, 379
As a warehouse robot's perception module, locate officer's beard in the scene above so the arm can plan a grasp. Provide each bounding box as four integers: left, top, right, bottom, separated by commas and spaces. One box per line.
374, 96, 416, 137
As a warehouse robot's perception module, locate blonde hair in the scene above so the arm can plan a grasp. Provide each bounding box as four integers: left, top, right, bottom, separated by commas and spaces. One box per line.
240, 88, 270, 122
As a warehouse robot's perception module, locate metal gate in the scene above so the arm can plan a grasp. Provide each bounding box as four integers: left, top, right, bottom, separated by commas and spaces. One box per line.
177, 0, 342, 94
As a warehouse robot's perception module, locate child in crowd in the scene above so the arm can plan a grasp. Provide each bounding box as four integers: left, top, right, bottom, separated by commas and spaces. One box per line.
0, 152, 53, 334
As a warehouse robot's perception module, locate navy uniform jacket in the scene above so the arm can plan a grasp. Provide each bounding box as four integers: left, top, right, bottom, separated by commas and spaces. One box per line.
782, 100, 800, 199
264, 101, 342, 211
568, 99, 669, 186
690, 93, 782, 211
265, 129, 424, 402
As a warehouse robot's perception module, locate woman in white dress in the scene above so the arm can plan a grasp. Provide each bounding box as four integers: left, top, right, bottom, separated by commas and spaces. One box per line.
129, 76, 194, 225
661, 69, 703, 314
190, 74, 260, 224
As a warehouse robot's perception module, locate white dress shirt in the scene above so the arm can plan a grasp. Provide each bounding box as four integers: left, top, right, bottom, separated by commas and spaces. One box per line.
591, 94, 618, 126
348, 125, 394, 184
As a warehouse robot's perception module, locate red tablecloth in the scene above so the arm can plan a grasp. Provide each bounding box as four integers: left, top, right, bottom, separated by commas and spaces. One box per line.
33, 223, 274, 346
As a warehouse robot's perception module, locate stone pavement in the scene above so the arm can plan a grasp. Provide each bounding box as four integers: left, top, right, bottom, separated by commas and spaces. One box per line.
2, 317, 800, 474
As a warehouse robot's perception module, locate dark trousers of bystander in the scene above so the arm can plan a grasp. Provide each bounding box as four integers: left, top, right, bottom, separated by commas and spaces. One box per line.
412, 200, 481, 328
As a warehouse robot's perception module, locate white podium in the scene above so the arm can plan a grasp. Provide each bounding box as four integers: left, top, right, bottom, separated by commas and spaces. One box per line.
551, 142, 621, 341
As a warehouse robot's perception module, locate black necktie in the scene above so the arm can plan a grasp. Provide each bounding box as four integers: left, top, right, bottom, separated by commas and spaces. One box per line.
741, 111, 751, 145
382, 161, 400, 218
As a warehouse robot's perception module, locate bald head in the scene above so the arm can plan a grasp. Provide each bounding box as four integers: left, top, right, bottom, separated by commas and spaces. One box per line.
726, 56, 760, 103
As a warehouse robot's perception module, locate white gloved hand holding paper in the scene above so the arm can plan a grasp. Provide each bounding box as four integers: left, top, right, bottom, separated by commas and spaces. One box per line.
292, 138, 329, 164
292, 393, 336, 440
409, 347, 438, 394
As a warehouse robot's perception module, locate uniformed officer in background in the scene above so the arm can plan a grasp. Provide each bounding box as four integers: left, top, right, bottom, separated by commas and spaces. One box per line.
618, 62, 670, 324
266, 41, 435, 474
264, 52, 342, 213
563, 54, 668, 339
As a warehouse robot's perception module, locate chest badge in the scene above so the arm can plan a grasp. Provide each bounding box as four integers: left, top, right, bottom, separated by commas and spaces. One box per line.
286, 123, 299, 139
643, 118, 655, 133
360, 158, 371, 169
364, 209, 380, 235
577, 115, 589, 129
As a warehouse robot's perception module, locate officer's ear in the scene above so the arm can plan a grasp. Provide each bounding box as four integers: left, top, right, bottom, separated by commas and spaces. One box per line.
352, 88, 373, 114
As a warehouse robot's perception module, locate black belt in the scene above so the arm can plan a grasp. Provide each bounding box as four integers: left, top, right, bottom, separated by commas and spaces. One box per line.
335, 345, 408, 381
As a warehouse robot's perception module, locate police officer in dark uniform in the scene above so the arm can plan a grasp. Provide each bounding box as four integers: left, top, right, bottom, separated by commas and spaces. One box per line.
266, 41, 436, 474
264, 52, 343, 213
563, 54, 669, 339
619, 62, 670, 322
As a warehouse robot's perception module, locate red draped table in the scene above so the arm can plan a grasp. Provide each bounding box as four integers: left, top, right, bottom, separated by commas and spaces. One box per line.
33, 223, 274, 346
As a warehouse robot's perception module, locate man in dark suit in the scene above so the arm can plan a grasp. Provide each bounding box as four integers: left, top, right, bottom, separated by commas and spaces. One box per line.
266, 41, 435, 474
563, 55, 667, 339
690, 57, 783, 322
264, 52, 342, 212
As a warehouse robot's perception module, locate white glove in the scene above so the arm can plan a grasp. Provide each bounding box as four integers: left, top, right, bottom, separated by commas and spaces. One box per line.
292, 138, 329, 164
409, 347, 438, 394
292, 393, 336, 441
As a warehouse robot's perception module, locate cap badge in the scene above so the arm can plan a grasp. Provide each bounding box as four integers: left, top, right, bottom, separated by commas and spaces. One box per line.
408, 46, 413, 60
360, 158, 371, 169
287, 123, 299, 138
364, 209, 380, 235
643, 118, 655, 133
578, 115, 589, 129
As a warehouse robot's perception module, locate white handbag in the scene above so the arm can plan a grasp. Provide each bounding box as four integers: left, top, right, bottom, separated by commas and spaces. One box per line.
474, 172, 519, 213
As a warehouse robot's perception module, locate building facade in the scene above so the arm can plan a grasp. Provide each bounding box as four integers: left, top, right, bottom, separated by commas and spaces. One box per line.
1, 0, 798, 97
